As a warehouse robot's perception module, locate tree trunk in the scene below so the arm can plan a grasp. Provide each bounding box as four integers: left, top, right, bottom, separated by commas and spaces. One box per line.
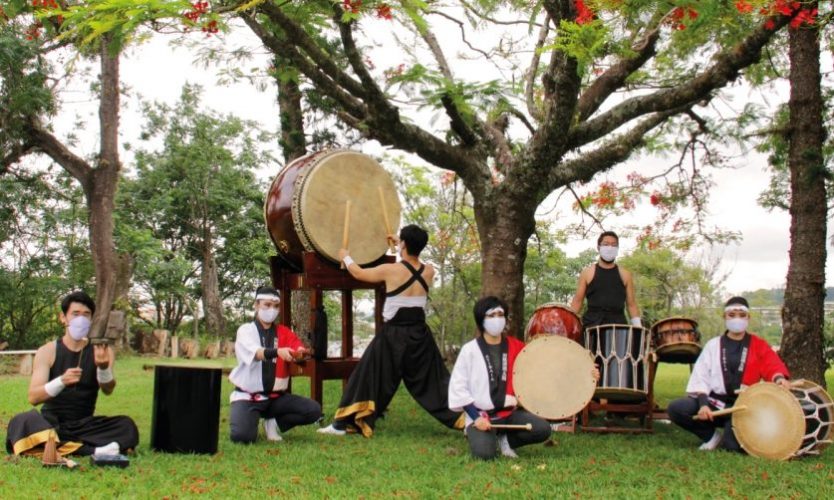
780, 9, 827, 387
200, 230, 226, 337
86, 41, 121, 339
474, 195, 537, 338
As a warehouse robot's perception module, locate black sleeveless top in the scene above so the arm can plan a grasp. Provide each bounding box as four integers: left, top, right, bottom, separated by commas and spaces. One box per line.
41, 339, 99, 423
582, 264, 627, 327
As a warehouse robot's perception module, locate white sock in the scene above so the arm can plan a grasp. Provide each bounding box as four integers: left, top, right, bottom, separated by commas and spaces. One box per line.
94, 442, 120, 456
498, 434, 518, 458
698, 430, 722, 451
316, 423, 346, 436
264, 419, 282, 442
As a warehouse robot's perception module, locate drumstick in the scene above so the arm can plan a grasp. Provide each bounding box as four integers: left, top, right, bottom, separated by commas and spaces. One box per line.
377, 186, 396, 253
489, 423, 533, 431
341, 200, 351, 269
692, 405, 748, 420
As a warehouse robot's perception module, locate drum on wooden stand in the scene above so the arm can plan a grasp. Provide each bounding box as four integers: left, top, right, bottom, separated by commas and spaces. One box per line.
524, 303, 583, 344
264, 150, 402, 270
584, 324, 650, 402
650, 317, 701, 364
512, 335, 597, 420
733, 380, 833, 460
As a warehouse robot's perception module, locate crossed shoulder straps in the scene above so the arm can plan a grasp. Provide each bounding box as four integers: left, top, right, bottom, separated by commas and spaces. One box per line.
385, 261, 429, 297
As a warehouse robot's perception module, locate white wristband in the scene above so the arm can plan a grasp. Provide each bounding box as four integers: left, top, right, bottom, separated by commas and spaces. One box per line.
343, 255, 355, 268
44, 377, 66, 397
97, 366, 114, 384
630, 317, 642, 327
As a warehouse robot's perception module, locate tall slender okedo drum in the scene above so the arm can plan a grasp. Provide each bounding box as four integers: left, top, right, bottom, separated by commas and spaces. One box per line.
584, 324, 651, 402
524, 303, 583, 344
265, 150, 402, 270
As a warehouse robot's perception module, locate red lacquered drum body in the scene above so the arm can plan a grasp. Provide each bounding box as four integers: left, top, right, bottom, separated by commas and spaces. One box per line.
264, 150, 401, 270
524, 303, 583, 343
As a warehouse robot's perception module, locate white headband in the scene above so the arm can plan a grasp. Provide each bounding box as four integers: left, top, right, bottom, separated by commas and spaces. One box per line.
256, 293, 280, 302
724, 305, 748, 313
486, 306, 504, 316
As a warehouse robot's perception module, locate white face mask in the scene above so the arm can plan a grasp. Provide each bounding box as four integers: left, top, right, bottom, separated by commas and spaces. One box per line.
725, 318, 748, 334
68, 316, 91, 341
258, 307, 279, 324
483, 317, 506, 337
599, 245, 618, 262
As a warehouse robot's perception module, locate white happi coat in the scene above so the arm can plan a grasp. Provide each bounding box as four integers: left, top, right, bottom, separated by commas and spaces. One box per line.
448, 338, 518, 426
228, 322, 284, 402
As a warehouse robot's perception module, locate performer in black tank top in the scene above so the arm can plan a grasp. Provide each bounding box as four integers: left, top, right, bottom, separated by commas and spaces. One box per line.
570, 231, 642, 329
5, 291, 139, 459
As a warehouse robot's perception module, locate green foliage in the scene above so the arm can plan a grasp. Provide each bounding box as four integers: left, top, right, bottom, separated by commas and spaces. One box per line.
117, 84, 275, 336
619, 247, 721, 332
0, 170, 94, 348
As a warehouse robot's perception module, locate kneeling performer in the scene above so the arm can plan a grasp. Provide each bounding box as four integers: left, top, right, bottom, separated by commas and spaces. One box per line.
448, 296, 552, 459
229, 286, 322, 443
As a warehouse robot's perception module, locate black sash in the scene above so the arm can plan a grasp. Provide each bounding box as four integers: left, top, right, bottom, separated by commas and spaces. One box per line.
255, 319, 277, 395
476, 336, 508, 412
385, 261, 429, 297
720, 333, 751, 398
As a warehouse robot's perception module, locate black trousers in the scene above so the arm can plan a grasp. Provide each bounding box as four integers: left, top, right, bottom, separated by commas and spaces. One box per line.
6, 409, 139, 456
332, 308, 463, 437
667, 396, 741, 452
229, 394, 322, 444
465, 410, 552, 460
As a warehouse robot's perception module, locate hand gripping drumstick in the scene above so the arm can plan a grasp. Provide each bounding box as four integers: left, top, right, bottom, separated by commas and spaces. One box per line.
341, 200, 351, 269
692, 405, 748, 420
377, 186, 396, 253
489, 423, 533, 431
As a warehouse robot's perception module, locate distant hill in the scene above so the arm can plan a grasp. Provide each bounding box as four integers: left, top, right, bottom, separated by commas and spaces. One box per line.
739, 287, 834, 305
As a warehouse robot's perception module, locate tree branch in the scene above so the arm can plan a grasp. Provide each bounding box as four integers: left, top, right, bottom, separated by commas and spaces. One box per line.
550, 110, 675, 190
525, 15, 550, 122
27, 119, 91, 187
1, 142, 35, 173
570, 16, 790, 149
576, 19, 662, 122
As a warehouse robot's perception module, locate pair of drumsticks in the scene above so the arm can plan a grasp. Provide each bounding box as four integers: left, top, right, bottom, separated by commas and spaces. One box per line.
340, 187, 397, 269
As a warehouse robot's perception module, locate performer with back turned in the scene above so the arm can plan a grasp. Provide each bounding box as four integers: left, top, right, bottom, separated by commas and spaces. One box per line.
5, 291, 139, 458
667, 296, 791, 452
570, 230, 641, 328
448, 296, 554, 459
318, 224, 464, 437
228, 286, 322, 444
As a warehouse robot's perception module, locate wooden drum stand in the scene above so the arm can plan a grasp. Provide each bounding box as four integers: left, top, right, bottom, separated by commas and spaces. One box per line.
271, 252, 393, 408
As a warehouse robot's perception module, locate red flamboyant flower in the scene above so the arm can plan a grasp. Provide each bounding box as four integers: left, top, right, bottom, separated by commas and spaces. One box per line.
734, 0, 753, 14
343, 0, 362, 14
763, 19, 776, 30
790, 8, 817, 29
575, 0, 595, 25
376, 3, 393, 20
650, 192, 662, 206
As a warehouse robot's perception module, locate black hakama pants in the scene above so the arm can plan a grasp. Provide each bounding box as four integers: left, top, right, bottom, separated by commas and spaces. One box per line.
5, 409, 139, 457
332, 307, 464, 437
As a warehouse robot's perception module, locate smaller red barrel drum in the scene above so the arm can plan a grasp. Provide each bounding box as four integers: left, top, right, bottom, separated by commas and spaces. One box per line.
524, 303, 583, 344
650, 317, 701, 364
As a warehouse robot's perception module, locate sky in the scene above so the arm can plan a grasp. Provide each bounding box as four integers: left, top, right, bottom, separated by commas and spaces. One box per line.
45, 17, 834, 298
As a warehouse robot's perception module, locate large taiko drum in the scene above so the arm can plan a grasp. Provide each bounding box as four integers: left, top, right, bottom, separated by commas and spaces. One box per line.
584, 324, 651, 402
513, 335, 597, 420
524, 303, 583, 344
264, 150, 402, 269
733, 380, 833, 460
650, 317, 701, 364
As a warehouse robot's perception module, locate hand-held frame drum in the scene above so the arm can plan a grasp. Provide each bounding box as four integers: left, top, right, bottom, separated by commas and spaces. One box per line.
733, 380, 833, 460
650, 317, 701, 364
525, 303, 583, 344
512, 335, 597, 420
265, 150, 402, 269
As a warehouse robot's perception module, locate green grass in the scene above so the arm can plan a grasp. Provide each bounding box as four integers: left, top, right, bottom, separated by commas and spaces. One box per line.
1, 358, 833, 498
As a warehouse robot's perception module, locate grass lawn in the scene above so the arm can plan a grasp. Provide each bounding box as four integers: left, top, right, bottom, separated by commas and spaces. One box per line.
1, 357, 833, 498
